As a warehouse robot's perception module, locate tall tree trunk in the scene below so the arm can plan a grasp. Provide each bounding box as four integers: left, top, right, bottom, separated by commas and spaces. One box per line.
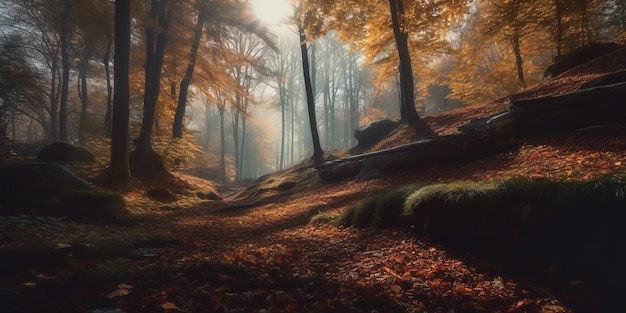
77, 74, 88, 145
290, 93, 295, 166
279, 79, 286, 170
554, 0, 563, 59
299, 26, 323, 162
580, 0, 592, 44
103, 38, 113, 138
511, 27, 526, 88
323, 77, 330, 148
59, 0, 72, 141
173, 8, 207, 138
388, 0, 435, 136
218, 105, 226, 182
130, 0, 171, 181
240, 117, 247, 180
232, 107, 240, 181
50, 54, 59, 141
109, 0, 131, 187
203, 104, 211, 151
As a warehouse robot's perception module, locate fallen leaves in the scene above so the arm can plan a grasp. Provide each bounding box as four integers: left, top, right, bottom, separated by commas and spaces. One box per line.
106, 283, 133, 298
5, 127, 624, 313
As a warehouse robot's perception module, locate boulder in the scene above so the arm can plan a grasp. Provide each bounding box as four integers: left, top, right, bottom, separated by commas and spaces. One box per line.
0, 161, 126, 222
36, 141, 95, 163
352, 119, 400, 152
544, 42, 623, 79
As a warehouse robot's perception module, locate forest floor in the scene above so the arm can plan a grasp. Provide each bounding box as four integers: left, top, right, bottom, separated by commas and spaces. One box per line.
2, 48, 626, 313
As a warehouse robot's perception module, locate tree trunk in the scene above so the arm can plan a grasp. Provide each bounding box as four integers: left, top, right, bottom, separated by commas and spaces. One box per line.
173, 8, 206, 138
240, 117, 247, 180
218, 105, 227, 182
203, 104, 211, 151
130, 0, 171, 181
77, 75, 88, 145
511, 27, 526, 88
59, 0, 72, 141
554, 0, 563, 59
103, 38, 113, 138
109, 0, 131, 187
388, 0, 435, 136
232, 108, 240, 181
299, 26, 324, 162
49, 55, 59, 141
279, 77, 287, 170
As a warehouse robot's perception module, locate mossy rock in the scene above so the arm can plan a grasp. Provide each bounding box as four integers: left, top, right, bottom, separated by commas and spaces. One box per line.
43, 190, 128, 223
36, 141, 95, 163
0, 161, 128, 223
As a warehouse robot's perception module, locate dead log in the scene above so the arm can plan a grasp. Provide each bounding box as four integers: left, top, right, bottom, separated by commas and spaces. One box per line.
317, 82, 626, 182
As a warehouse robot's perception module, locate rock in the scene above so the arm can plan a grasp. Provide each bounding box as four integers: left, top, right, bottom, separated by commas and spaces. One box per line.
0, 161, 127, 222
351, 119, 400, 153
544, 42, 623, 79
36, 141, 95, 163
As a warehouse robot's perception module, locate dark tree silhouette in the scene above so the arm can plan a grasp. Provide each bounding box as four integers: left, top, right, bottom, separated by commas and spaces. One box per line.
129, 0, 171, 181
299, 25, 324, 162
388, 0, 435, 136
109, 0, 131, 186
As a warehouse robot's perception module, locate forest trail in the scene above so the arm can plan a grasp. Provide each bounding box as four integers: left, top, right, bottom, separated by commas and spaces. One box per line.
2, 126, 625, 312
4, 48, 626, 313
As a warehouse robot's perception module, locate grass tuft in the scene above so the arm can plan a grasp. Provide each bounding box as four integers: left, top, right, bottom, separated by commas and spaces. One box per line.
309, 212, 336, 225
334, 184, 421, 228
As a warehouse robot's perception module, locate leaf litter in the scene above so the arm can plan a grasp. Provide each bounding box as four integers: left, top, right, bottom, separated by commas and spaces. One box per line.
4, 64, 626, 312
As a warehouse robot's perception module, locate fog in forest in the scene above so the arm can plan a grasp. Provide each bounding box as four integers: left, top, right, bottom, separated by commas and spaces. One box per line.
1, 0, 624, 182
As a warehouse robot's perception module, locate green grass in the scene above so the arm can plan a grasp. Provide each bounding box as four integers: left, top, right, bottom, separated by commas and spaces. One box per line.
332, 184, 422, 228
334, 173, 626, 255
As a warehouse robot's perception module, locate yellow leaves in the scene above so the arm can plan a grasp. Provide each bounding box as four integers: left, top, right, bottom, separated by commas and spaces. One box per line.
389, 284, 403, 294
162, 301, 184, 311
106, 283, 133, 298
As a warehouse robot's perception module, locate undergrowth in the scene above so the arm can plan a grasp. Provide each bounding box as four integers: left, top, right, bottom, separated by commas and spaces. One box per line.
321, 173, 626, 255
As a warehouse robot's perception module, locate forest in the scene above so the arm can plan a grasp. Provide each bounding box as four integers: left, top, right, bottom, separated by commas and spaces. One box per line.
1, 0, 626, 312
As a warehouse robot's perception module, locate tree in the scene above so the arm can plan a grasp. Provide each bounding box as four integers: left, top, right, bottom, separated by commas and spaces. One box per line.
109, 0, 131, 187
267, 30, 297, 170
0, 34, 47, 147
172, 0, 276, 139
223, 28, 270, 181
129, 0, 173, 181
74, 1, 112, 145
307, 0, 470, 136
172, 2, 207, 139
58, 0, 74, 141
296, 3, 324, 162
7, 0, 77, 141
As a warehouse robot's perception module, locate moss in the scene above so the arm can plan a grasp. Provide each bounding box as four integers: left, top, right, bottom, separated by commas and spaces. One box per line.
334, 172, 626, 259
335, 184, 421, 228
401, 175, 626, 252
309, 212, 336, 225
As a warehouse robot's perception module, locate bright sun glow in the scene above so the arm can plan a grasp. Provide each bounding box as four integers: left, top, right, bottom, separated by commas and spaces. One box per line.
252, 0, 292, 25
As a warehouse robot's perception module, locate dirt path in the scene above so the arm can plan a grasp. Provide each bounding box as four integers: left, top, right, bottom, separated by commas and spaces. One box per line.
5, 128, 626, 312
110, 177, 572, 313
